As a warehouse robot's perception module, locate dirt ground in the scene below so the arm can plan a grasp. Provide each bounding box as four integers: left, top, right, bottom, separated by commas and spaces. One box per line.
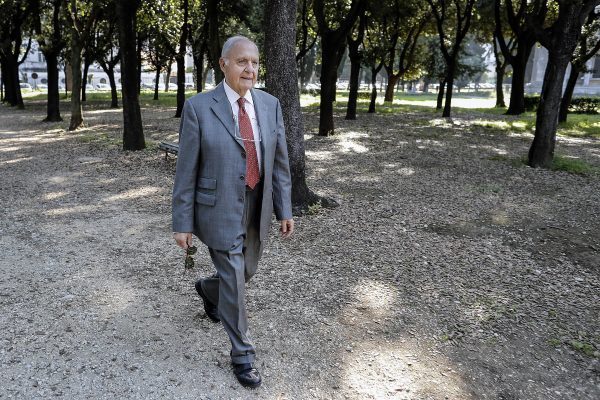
0, 99, 599, 400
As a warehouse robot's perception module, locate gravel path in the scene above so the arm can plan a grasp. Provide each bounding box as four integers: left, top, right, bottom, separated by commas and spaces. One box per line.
1, 101, 599, 399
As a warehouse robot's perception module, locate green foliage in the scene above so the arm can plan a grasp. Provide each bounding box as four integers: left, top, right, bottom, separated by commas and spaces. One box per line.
569, 98, 600, 114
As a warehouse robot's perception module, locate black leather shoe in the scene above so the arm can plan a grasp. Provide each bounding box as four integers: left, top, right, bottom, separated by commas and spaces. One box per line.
194, 280, 220, 323
232, 363, 262, 388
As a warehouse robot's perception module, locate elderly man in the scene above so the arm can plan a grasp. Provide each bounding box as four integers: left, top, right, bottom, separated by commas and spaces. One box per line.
172, 36, 294, 388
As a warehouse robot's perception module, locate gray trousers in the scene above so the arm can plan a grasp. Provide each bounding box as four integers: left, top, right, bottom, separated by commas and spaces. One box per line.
200, 184, 264, 364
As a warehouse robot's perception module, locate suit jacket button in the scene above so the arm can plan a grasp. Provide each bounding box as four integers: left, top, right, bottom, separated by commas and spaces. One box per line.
239, 175, 245, 180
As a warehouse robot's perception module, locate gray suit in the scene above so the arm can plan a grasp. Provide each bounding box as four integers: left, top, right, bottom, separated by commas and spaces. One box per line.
172, 82, 292, 363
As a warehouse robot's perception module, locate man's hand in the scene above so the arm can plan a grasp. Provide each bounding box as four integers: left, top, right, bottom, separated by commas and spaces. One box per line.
280, 219, 294, 239
173, 232, 192, 249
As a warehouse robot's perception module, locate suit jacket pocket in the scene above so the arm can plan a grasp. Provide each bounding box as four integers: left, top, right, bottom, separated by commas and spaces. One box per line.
197, 177, 217, 190
195, 191, 216, 206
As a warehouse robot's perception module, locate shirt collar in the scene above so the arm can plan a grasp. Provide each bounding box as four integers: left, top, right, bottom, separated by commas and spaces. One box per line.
223, 80, 254, 107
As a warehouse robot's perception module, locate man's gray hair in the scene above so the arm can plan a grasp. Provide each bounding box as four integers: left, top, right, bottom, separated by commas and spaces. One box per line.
221, 36, 258, 58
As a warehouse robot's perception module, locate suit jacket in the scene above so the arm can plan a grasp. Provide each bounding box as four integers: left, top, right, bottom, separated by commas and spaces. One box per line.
172, 82, 293, 251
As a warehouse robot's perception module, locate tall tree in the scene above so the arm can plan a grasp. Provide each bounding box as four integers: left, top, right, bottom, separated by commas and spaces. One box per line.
174, 0, 189, 118
0, 0, 34, 109
64, 0, 99, 130
427, 0, 476, 117
345, 6, 366, 120
558, 8, 600, 123
313, 0, 364, 136
362, 6, 387, 113
495, 0, 548, 115
34, 0, 65, 121
116, 0, 145, 150
528, 0, 600, 168
264, 0, 321, 213
382, 0, 429, 102
296, 0, 318, 88
92, 11, 121, 108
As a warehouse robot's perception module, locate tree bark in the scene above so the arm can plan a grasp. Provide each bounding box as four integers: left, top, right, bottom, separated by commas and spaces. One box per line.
44, 50, 62, 121
206, 0, 223, 84
528, 1, 595, 168
107, 65, 119, 108
265, 0, 322, 214
174, 0, 189, 118
345, 13, 365, 120
436, 78, 446, 110
384, 74, 400, 102
68, 39, 84, 130
506, 43, 533, 115
443, 67, 455, 117
154, 69, 160, 100
495, 64, 506, 108
117, 0, 145, 150
558, 66, 579, 123
81, 56, 91, 102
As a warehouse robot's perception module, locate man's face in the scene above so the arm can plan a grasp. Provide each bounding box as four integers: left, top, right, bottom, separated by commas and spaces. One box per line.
219, 40, 259, 96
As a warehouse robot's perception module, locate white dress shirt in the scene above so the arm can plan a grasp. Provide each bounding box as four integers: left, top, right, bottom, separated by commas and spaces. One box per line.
223, 80, 262, 174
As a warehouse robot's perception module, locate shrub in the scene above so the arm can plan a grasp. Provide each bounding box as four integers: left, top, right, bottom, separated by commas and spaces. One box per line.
524, 96, 540, 111
568, 97, 599, 114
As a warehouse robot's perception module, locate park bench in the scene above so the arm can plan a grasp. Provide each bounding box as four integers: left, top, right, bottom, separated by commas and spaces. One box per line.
159, 141, 179, 160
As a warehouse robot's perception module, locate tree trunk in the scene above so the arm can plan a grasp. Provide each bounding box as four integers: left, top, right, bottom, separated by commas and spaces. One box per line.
43, 50, 62, 121
442, 69, 455, 117
368, 66, 378, 113
174, 0, 188, 118
345, 59, 360, 120
436, 78, 446, 110
154, 68, 160, 100
558, 65, 579, 123
265, 0, 322, 214
317, 34, 345, 136
506, 43, 534, 115
206, 0, 223, 83
117, 0, 145, 150
384, 74, 400, 102
107, 66, 119, 108
81, 56, 91, 102
495, 64, 506, 108
68, 39, 84, 130
194, 53, 203, 93
1, 55, 24, 108
528, 54, 571, 168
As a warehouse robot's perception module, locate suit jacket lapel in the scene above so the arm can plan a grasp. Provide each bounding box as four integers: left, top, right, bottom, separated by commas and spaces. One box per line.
210, 82, 244, 149
251, 89, 270, 170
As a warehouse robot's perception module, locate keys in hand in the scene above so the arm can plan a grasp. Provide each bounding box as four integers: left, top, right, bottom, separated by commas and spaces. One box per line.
184, 245, 198, 270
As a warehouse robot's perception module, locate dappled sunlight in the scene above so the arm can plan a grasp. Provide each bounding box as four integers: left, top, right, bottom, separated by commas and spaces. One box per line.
44, 204, 99, 216
43, 191, 68, 200
336, 131, 369, 153
399, 97, 496, 109
86, 109, 123, 115
472, 119, 530, 132
0, 146, 23, 153
306, 149, 334, 160
397, 167, 415, 176
351, 279, 397, 318
3, 156, 33, 164
104, 186, 161, 202
94, 280, 139, 318
48, 173, 82, 184
340, 338, 469, 399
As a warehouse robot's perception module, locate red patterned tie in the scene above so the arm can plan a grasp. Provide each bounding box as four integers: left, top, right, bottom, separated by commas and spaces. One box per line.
237, 97, 260, 189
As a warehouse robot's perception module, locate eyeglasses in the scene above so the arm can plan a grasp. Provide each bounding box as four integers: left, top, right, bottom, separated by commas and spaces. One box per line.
233, 115, 262, 142
184, 245, 197, 270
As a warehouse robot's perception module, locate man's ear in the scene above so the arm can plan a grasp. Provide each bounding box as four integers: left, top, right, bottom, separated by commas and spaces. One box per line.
219, 57, 226, 73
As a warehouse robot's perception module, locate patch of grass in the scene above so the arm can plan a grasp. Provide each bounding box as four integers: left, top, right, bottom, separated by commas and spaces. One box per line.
568, 339, 596, 357
552, 155, 598, 175
307, 200, 322, 215
548, 338, 562, 347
